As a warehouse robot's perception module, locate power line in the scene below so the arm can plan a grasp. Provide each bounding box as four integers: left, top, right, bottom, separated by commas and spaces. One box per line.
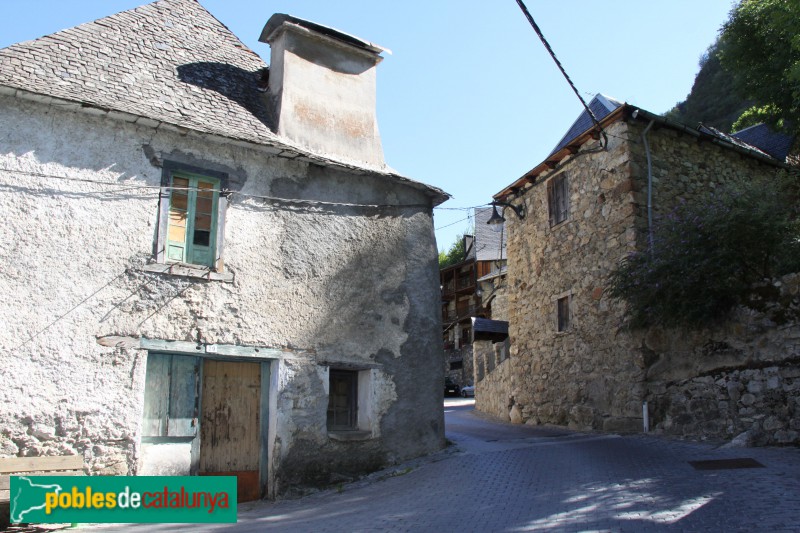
2, 167, 499, 213
514, 0, 607, 148
435, 214, 474, 231
0, 168, 427, 210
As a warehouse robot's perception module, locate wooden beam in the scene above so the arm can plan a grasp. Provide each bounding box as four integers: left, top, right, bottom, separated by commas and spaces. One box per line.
139, 338, 285, 359
0, 455, 83, 474
0, 471, 82, 490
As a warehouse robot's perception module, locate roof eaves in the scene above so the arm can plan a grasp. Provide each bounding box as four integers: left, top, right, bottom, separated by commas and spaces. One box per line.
494, 105, 789, 201
1, 84, 450, 205
494, 105, 629, 200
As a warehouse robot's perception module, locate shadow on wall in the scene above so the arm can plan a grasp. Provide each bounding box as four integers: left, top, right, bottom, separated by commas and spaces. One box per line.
270, 208, 444, 492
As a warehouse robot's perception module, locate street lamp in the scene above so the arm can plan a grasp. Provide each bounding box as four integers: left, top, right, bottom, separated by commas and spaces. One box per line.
486, 201, 525, 231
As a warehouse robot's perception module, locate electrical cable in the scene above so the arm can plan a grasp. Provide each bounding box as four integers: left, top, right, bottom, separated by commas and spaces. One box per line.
514, 0, 608, 148
0, 167, 493, 213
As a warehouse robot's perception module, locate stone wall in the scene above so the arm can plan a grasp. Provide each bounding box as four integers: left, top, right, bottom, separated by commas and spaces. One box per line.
474, 340, 512, 420
0, 94, 445, 494
501, 120, 645, 432
445, 345, 473, 388
645, 274, 800, 445
498, 117, 789, 435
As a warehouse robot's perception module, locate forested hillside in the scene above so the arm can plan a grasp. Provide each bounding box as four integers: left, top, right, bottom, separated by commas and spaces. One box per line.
667, 0, 799, 137
665, 41, 750, 132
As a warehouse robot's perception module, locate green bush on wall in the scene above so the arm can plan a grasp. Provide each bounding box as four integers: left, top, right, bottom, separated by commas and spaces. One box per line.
608, 173, 800, 329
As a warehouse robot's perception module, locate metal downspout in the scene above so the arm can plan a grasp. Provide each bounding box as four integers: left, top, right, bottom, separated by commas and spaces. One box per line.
642, 119, 656, 252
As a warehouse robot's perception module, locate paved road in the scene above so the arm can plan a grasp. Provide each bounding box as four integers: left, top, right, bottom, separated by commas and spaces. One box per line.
97, 398, 800, 532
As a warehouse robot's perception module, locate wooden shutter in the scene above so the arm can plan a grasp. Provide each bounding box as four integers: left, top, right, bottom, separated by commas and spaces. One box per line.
168, 355, 200, 437
142, 354, 171, 436
558, 175, 569, 223
165, 174, 219, 267
142, 353, 199, 437
187, 179, 218, 267
166, 176, 190, 262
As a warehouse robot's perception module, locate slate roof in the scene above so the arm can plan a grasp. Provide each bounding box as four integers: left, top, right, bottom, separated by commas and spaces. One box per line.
731, 123, 795, 161
495, 96, 790, 200
0, 0, 283, 149
472, 318, 509, 340
549, 94, 622, 157
473, 207, 506, 262
0, 0, 451, 204
697, 124, 773, 158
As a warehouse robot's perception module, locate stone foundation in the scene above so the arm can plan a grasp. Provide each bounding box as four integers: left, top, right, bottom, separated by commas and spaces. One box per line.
649, 362, 800, 445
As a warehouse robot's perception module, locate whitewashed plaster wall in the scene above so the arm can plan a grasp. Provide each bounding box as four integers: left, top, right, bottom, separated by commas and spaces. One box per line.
0, 94, 444, 492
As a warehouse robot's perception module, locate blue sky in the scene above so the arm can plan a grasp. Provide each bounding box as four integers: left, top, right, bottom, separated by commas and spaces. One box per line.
0, 1, 736, 251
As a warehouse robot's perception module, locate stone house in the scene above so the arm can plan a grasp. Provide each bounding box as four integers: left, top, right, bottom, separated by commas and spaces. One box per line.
481, 94, 800, 444
440, 207, 505, 388
0, 0, 448, 499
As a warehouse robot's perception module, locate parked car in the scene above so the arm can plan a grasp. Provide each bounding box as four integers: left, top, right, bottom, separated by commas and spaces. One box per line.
444, 378, 460, 397
460, 384, 475, 398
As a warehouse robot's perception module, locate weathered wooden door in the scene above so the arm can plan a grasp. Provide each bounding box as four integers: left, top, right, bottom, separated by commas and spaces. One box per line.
200, 360, 261, 501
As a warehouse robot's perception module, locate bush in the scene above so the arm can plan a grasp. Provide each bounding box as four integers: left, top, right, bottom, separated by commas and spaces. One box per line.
608, 174, 800, 328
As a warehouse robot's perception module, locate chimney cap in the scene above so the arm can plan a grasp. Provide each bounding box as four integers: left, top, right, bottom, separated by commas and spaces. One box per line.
260, 14, 390, 55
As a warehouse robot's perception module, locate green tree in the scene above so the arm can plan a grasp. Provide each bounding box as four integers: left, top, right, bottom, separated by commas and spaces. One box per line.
608, 174, 800, 329
720, 0, 800, 134
666, 40, 751, 132
438, 234, 467, 269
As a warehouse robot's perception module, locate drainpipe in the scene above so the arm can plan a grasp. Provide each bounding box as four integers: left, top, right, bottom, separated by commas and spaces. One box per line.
641, 119, 656, 252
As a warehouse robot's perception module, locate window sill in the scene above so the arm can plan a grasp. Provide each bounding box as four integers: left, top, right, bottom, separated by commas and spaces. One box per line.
140, 262, 233, 282
327, 430, 373, 442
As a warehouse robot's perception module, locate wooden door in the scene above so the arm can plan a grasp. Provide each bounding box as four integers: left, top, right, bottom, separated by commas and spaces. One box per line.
200, 360, 261, 501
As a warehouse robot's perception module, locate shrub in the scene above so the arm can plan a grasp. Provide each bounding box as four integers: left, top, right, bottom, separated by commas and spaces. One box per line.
608, 173, 800, 328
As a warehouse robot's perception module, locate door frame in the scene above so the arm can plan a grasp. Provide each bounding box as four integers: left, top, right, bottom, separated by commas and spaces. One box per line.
141, 348, 274, 498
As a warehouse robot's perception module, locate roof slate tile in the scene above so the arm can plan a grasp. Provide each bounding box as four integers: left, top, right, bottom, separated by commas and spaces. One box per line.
0, 0, 280, 148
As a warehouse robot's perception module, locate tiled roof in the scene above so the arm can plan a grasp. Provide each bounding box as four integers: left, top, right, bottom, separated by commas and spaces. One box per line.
549, 94, 622, 156
495, 97, 790, 200
731, 123, 795, 161
0, 0, 283, 148
697, 124, 773, 158
0, 0, 451, 203
473, 207, 506, 262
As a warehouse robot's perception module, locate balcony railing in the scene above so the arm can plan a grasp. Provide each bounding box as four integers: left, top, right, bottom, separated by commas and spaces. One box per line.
455, 304, 484, 319
445, 281, 455, 292
457, 276, 473, 289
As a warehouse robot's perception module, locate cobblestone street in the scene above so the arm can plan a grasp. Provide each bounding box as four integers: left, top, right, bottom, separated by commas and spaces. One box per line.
96, 398, 800, 532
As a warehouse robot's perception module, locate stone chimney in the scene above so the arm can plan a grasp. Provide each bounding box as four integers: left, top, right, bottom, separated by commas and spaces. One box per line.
260, 14, 388, 169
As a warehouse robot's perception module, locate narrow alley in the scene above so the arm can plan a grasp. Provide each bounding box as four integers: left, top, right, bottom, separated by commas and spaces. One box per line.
97, 399, 800, 532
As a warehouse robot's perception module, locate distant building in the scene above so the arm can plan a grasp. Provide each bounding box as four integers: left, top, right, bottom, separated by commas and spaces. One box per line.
440, 207, 505, 388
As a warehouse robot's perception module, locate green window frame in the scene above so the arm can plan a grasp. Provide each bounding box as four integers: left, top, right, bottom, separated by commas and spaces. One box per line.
166, 173, 220, 268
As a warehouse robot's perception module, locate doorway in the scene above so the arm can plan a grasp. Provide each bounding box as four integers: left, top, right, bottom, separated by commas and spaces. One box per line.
199, 359, 262, 501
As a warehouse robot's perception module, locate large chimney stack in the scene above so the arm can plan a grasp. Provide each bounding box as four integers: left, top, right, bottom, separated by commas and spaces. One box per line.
260, 14, 388, 169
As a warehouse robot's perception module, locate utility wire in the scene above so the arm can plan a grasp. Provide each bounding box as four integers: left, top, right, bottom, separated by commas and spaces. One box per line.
1, 167, 492, 213
514, 0, 607, 147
